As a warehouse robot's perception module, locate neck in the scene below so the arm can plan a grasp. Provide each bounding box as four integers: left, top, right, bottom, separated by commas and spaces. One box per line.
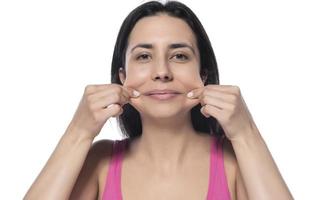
130, 112, 207, 173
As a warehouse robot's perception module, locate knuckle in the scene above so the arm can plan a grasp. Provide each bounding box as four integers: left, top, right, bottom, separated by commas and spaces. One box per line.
203, 95, 211, 104
228, 94, 236, 102
231, 94, 238, 103
203, 89, 210, 96
85, 85, 95, 94
200, 91, 207, 98
113, 85, 123, 93
85, 94, 94, 103
111, 93, 121, 102
110, 83, 120, 88
108, 104, 121, 115
232, 85, 241, 94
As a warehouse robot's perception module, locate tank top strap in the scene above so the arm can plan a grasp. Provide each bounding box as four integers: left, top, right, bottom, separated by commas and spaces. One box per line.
102, 138, 129, 200
206, 135, 231, 200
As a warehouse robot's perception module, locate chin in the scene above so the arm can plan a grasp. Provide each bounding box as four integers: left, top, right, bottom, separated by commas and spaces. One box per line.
142, 111, 189, 120
129, 96, 199, 118
134, 104, 193, 119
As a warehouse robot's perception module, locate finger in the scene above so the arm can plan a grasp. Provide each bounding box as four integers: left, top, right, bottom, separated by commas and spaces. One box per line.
88, 88, 114, 100
186, 87, 205, 99
122, 86, 141, 98
200, 94, 232, 110
205, 84, 240, 95
90, 86, 138, 107
91, 94, 126, 110
99, 103, 123, 119
203, 89, 236, 103
84, 84, 110, 95
200, 105, 211, 118
200, 104, 222, 119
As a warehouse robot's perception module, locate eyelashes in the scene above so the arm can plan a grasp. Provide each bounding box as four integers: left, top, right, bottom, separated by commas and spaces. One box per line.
135, 53, 189, 62
172, 54, 189, 61
136, 53, 150, 61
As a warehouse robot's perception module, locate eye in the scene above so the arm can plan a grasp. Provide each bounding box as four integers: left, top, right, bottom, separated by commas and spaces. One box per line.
136, 53, 151, 61
172, 53, 189, 61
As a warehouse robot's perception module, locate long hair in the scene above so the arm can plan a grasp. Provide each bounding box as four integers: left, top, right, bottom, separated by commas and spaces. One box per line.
110, 0, 225, 140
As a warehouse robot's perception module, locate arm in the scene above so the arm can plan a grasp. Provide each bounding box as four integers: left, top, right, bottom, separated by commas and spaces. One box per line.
23, 84, 138, 199
231, 126, 294, 200
23, 125, 96, 200
188, 85, 293, 199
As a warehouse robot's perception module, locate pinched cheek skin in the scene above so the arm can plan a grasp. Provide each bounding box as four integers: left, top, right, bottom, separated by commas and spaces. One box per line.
177, 71, 204, 109
182, 81, 203, 109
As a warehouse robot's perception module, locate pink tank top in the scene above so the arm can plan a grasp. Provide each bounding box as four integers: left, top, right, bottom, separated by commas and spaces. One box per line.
102, 136, 231, 200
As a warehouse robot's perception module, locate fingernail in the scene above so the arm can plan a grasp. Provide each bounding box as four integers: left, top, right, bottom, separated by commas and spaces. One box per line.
107, 104, 115, 108
187, 91, 193, 98
133, 90, 140, 97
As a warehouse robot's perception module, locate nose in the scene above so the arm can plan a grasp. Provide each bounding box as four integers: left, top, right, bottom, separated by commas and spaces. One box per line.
152, 60, 173, 82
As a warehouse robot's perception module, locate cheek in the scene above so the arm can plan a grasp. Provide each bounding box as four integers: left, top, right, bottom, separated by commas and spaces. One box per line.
124, 64, 204, 92
123, 67, 150, 88
175, 68, 204, 90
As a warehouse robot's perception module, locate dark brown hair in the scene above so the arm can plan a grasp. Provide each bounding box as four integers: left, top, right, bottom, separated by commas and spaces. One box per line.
110, 1, 225, 140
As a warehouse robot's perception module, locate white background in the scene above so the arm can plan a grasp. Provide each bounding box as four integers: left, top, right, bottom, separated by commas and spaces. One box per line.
0, 0, 322, 199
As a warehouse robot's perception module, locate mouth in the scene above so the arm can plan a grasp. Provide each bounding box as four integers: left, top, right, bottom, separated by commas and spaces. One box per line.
144, 90, 182, 100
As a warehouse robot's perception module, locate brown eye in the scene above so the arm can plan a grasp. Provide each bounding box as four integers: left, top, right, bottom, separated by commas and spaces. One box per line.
136, 54, 151, 60
172, 53, 189, 61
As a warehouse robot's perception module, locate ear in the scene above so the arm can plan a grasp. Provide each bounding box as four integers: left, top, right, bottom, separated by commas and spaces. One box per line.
119, 67, 126, 85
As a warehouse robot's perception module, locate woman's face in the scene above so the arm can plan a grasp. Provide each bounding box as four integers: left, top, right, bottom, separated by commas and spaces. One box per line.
119, 14, 205, 119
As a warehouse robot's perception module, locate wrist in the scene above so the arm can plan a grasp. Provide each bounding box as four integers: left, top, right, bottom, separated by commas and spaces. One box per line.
229, 124, 262, 147
64, 123, 95, 144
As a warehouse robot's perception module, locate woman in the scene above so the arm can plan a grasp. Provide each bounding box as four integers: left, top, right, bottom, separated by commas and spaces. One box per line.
24, 1, 293, 199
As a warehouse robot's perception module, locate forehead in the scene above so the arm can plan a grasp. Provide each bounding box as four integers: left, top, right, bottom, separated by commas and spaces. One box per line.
127, 14, 197, 49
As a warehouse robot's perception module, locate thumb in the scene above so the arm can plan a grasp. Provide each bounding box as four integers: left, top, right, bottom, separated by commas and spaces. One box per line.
123, 86, 141, 98
186, 87, 204, 99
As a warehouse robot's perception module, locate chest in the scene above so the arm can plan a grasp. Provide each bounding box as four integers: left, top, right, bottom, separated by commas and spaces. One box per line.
97, 145, 236, 200
120, 158, 210, 200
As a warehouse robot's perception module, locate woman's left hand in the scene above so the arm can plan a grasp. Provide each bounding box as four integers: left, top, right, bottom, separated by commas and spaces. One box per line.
187, 84, 257, 141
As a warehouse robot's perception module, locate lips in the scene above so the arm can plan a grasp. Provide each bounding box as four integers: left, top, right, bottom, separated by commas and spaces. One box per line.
144, 89, 182, 100
144, 89, 182, 95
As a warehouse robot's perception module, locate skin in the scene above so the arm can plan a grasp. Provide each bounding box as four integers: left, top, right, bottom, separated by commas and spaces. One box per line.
24, 14, 293, 200
114, 14, 240, 199
120, 14, 208, 170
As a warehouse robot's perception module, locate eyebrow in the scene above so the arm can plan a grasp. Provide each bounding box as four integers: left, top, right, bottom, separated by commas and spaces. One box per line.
130, 43, 196, 55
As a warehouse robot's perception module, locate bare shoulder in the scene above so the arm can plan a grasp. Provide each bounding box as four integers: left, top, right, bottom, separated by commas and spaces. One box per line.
69, 139, 115, 200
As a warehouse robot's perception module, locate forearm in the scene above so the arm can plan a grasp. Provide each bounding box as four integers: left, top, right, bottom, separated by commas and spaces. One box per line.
24, 125, 94, 200
231, 127, 294, 200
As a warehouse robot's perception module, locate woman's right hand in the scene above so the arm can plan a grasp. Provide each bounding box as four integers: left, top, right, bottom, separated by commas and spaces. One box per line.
67, 84, 140, 140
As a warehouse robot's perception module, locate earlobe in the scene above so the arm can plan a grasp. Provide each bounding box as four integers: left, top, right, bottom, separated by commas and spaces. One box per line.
119, 67, 126, 85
